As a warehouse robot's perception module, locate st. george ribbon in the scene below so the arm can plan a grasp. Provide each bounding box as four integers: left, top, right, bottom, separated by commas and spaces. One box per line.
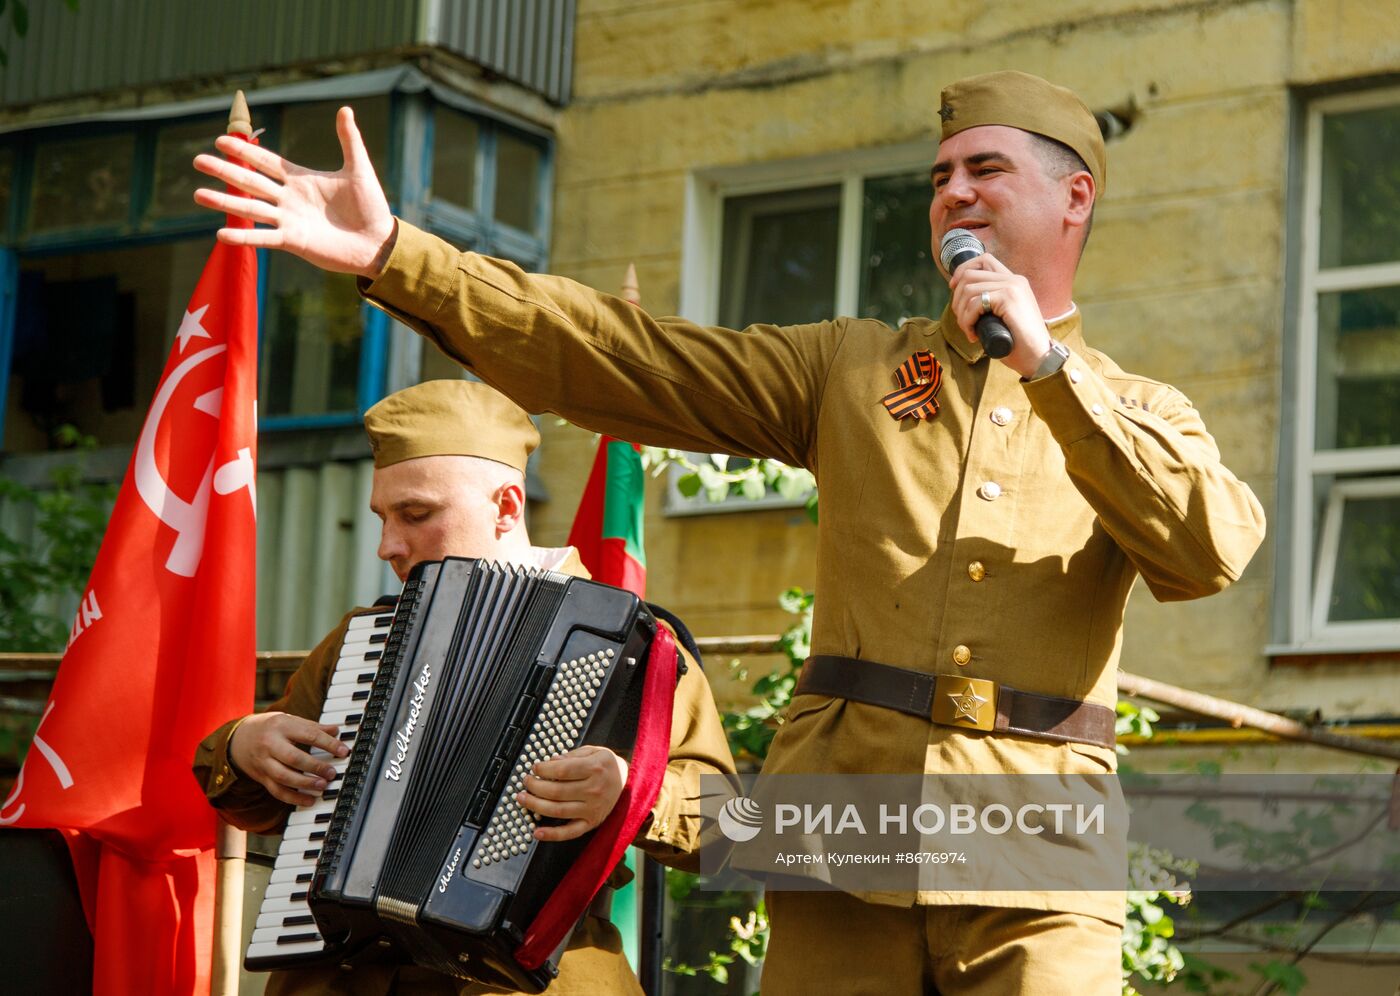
939, 229, 1015, 359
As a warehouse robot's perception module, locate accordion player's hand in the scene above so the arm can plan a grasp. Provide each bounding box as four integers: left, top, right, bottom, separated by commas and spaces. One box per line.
228, 711, 351, 808
517, 745, 630, 842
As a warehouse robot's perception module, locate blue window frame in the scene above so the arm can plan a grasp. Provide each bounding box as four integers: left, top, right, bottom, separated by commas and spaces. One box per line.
0, 92, 553, 449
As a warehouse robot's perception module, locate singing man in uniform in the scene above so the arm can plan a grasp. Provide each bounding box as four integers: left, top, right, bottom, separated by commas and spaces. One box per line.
194, 71, 1265, 993
193, 379, 737, 996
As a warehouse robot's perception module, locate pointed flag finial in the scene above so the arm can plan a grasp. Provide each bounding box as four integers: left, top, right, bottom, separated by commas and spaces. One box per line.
621, 263, 641, 306
227, 91, 252, 138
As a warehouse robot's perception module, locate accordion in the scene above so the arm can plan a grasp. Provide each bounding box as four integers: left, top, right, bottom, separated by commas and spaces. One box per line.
246, 556, 673, 991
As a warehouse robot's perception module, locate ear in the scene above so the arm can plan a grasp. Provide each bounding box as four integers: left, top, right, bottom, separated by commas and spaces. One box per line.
1065, 171, 1095, 229
493, 480, 527, 537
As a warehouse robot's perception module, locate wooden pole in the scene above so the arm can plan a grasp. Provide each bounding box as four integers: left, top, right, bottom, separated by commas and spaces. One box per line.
211, 821, 247, 996
210, 89, 253, 996
618, 262, 665, 994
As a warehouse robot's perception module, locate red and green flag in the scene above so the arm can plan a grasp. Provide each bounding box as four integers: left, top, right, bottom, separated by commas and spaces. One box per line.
568, 436, 646, 597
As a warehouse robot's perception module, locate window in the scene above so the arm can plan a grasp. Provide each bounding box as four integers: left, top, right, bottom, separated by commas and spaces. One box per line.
418, 106, 551, 386
670, 142, 944, 514
0, 92, 554, 439
1283, 87, 1400, 651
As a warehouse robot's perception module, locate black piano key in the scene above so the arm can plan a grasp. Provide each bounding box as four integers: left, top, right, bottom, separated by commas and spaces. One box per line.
314, 812, 332, 824
296, 872, 313, 883
309, 830, 326, 842
279, 932, 321, 945
357, 672, 375, 683
282, 914, 316, 927
291, 890, 309, 902
352, 690, 370, 701
365, 651, 382, 662
347, 713, 363, 724
301, 849, 320, 861
322, 789, 339, 800
338, 730, 356, 742
369, 633, 387, 644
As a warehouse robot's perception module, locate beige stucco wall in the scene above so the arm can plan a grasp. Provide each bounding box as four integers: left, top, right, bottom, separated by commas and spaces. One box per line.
526, 0, 1400, 721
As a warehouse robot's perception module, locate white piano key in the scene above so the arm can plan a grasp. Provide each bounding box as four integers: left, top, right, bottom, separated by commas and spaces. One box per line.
250, 924, 323, 947
346, 613, 393, 632
247, 941, 329, 963
259, 895, 318, 915
269, 866, 316, 885
286, 807, 334, 828
281, 822, 329, 844
262, 880, 314, 902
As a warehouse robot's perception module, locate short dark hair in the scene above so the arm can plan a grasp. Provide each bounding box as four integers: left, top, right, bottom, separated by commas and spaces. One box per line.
1030, 133, 1095, 250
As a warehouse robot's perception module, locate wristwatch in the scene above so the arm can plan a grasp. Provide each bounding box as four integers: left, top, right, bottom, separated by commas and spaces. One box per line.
1030, 339, 1070, 381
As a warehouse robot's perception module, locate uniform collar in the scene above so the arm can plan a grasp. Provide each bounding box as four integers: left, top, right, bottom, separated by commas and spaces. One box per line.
933, 302, 1085, 363
531, 545, 590, 579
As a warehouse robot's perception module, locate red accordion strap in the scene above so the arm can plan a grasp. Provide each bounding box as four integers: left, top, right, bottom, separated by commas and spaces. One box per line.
514, 624, 678, 969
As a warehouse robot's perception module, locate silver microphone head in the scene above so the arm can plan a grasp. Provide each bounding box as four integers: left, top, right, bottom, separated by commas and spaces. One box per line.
938, 228, 984, 273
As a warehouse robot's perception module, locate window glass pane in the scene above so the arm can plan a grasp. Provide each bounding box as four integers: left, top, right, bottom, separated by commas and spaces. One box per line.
719, 185, 839, 328
6, 238, 207, 453
1318, 102, 1400, 269
29, 133, 135, 232
147, 115, 224, 220
494, 131, 542, 233
1314, 284, 1400, 450
431, 107, 480, 212
261, 256, 362, 418
280, 97, 391, 199
859, 171, 946, 326
1327, 492, 1400, 622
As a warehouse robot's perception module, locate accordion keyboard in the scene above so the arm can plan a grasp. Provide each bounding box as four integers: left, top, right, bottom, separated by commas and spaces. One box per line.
245, 609, 394, 967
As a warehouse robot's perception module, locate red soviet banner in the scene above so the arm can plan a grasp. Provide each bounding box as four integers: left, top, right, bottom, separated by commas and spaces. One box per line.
1, 136, 260, 994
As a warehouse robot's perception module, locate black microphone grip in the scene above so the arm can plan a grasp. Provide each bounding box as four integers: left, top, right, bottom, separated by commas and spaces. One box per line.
975, 312, 1014, 359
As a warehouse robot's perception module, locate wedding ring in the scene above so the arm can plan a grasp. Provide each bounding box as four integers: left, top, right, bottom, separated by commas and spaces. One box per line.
980, 291, 992, 315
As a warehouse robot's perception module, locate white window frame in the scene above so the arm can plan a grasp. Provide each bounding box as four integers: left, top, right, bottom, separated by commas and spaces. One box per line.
667, 140, 936, 516
1278, 85, 1400, 653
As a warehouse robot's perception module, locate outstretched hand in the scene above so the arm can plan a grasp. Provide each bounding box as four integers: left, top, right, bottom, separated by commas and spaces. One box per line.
192, 106, 397, 279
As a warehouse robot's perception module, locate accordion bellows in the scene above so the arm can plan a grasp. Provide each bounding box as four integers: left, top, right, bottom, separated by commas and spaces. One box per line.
247, 557, 665, 992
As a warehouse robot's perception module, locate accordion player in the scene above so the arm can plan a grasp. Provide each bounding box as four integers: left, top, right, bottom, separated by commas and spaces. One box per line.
241, 556, 690, 992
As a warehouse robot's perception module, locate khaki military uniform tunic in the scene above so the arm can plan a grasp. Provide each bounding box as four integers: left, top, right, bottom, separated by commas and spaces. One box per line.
194, 547, 737, 995
357, 223, 1266, 927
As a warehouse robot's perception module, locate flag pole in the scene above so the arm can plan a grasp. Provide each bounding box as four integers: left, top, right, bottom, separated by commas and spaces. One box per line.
618, 262, 666, 995
210, 89, 252, 996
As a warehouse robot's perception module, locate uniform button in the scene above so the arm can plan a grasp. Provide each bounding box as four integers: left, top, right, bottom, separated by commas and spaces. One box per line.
968, 561, 986, 582
989, 406, 1014, 426
1091, 403, 1105, 416
952, 645, 973, 666
215, 772, 225, 785
977, 481, 1002, 501
1069, 368, 1082, 384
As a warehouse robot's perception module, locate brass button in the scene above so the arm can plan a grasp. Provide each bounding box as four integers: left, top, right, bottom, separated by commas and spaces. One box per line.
990, 406, 1013, 426
214, 772, 225, 785
952, 644, 973, 666
977, 481, 1002, 501
968, 561, 986, 582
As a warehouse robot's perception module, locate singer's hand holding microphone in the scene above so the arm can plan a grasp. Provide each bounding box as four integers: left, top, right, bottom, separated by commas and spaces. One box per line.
939, 228, 1052, 380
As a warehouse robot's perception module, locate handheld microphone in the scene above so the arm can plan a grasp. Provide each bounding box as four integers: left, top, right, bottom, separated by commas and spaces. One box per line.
938, 229, 1015, 359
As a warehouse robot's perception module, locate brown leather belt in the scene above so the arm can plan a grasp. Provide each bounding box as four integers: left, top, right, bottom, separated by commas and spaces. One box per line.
796, 654, 1116, 751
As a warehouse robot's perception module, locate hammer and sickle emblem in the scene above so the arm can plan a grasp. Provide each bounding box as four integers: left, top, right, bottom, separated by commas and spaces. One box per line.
135, 342, 255, 578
